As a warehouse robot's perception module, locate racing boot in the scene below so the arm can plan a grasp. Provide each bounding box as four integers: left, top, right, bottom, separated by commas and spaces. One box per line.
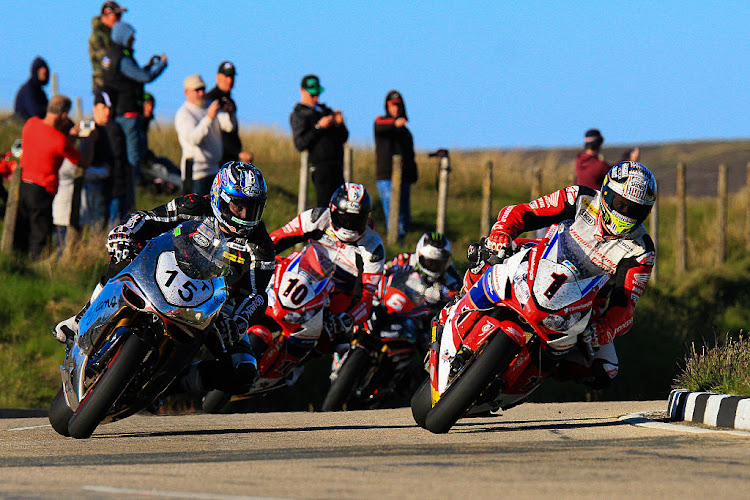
52, 282, 103, 344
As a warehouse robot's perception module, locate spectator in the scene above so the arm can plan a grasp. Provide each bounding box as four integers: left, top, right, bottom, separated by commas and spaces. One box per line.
102, 20, 167, 210
14, 95, 94, 259
206, 61, 253, 165
88, 1, 127, 92
52, 89, 114, 249
140, 92, 181, 194
575, 128, 639, 190
290, 74, 349, 207
13, 57, 50, 124
104, 97, 130, 226
374, 90, 417, 241
175, 74, 234, 195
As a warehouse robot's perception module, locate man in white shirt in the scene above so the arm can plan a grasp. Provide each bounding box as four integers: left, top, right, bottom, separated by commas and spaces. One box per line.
175, 73, 233, 195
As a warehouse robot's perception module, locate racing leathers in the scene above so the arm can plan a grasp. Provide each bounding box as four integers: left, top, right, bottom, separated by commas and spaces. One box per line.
270, 207, 385, 352
107, 193, 276, 394
469, 185, 655, 388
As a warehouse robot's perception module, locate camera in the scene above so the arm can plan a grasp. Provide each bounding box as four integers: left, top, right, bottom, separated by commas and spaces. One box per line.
78, 120, 95, 137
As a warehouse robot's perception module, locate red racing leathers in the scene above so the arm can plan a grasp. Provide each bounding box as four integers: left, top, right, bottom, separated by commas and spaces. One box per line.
475, 184, 655, 349
270, 207, 385, 328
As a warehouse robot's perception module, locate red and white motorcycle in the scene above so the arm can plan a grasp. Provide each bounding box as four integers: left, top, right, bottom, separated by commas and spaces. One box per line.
202, 239, 337, 412
411, 229, 609, 433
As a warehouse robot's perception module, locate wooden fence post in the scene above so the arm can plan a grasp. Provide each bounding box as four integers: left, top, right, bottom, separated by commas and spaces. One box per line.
480, 160, 493, 237
387, 155, 402, 246
0, 167, 22, 254
343, 146, 353, 184
717, 163, 727, 263
531, 167, 542, 200
297, 151, 309, 215
676, 162, 687, 273
436, 154, 451, 234
75, 96, 83, 124
51, 73, 58, 97
649, 187, 659, 285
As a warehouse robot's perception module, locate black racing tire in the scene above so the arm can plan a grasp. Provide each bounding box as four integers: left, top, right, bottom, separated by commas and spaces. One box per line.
48, 388, 74, 437
410, 378, 432, 429
67, 335, 148, 439
424, 332, 521, 434
321, 347, 372, 412
201, 390, 232, 414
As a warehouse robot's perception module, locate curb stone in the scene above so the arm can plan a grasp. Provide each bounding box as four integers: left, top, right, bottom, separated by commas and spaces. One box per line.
667, 389, 750, 431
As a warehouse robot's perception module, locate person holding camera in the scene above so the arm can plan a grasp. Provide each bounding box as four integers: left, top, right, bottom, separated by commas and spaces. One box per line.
101, 20, 167, 210
205, 61, 253, 166
14, 95, 95, 259
290, 74, 349, 207
175, 74, 234, 195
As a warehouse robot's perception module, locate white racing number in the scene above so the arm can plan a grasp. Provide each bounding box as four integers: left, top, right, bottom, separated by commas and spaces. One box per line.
156, 252, 215, 307
278, 272, 314, 310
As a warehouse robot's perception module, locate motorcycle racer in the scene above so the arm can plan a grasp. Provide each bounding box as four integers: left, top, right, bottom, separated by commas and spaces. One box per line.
465, 161, 657, 389
262, 183, 385, 360
53, 161, 275, 395
384, 232, 460, 350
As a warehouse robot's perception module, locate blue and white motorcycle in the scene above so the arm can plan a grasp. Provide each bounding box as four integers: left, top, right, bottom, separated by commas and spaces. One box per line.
49, 219, 235, 439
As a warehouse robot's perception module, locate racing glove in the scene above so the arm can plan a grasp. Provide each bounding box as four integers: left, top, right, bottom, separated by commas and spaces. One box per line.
486, 221, 515, 259
106, 224, 138, 263
217, 295, 265, 346
324, 312, 354, 339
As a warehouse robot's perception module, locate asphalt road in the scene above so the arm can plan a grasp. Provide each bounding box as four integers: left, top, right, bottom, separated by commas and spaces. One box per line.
1, 401, 749, 499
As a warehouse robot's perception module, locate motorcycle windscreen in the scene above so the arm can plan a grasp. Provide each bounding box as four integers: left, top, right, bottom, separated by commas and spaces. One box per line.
172, 219, 236, 280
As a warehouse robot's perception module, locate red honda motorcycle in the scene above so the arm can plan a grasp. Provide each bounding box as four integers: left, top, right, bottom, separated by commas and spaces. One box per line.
411, 230, 609, 433
202, 239, 337, 412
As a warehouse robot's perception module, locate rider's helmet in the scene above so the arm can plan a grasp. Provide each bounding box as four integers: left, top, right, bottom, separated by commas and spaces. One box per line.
415, 232, 452, 281
598, 161, 657, 237
329, 183, 372, 243
210, 161, 267, 237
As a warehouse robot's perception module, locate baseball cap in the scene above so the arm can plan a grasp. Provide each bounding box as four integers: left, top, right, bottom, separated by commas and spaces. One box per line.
386, 90, 403, 104
217, 61, 236, 77
101, 1, 127, 14
301, 74, 324, 96
94, 88, 113, 107
183, 74, 206, 91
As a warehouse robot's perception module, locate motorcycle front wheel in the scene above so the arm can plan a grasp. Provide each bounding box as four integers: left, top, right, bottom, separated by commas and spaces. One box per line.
48, 388, 74, 437
67, 334, 149, 439
424, 332, 521, 434
410, 378, 431, 429
321, 347, 371, 412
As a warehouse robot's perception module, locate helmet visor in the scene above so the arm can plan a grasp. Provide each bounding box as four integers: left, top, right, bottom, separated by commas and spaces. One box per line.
331, 210, 367, 234
226, 194, 266, 229
602, 191, 651, 235
418, 254, 449, 274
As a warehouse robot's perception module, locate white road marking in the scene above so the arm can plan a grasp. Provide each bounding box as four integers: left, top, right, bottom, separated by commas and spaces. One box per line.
5, 424, 51, 431
83, 486, 288, 499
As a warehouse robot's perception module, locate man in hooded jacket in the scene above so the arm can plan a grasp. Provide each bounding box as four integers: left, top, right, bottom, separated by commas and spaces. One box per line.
14, 57, 50, 124
102, 21, 167, 212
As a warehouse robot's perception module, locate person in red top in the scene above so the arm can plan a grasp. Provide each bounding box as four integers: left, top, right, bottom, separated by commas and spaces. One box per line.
14, 95, 93, 258
575, 128, 640, 190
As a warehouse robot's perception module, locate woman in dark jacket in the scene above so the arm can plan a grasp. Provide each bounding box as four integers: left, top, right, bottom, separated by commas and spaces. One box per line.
374, 90, 417, 242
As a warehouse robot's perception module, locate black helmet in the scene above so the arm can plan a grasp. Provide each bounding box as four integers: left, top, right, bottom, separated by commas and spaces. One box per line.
415, 232, 452, 281
210, 161, 267, 237
329, 183, 372, 243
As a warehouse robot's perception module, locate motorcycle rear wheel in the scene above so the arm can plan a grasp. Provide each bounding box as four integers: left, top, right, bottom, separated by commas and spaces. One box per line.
321, 347, 371, 412
410, 378, 431, 429
48, 388, 74, 437
424, 332, 521, 434
67, 334, 149, 439
202, 390, 232, 414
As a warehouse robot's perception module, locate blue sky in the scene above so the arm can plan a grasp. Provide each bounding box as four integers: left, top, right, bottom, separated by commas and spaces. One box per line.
2, 1, 749, 150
